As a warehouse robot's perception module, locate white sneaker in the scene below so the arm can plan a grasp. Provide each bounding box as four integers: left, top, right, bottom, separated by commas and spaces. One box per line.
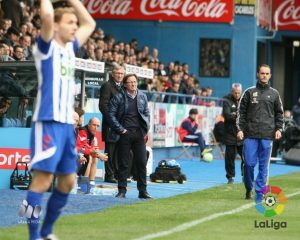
44, 234, 59, 240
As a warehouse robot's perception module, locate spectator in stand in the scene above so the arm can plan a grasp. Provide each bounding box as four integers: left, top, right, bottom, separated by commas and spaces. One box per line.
178, 108, 212, 158
292, 96, 300, 126
164, 82, 182, 104
179, 75, 198, 102
2, 26, 20, 46
141, 45, 149, 58
94, 47, 103, 61
182, 63, 189, 74
130, 38, 138, 52
207, 86, 213, 97
12, 45, 24, 61
76, 117, 108, 192
20, 22, 28, 36
0, 18, 12, 34
223, 83, 244, 184
19, 34, 33, 60
157, 62, 166, 76
86, 40, 96, 60
99, 63, 125, 183
151, 48, 159, 62
0, 96, 11, 118
166, 61, 175, 76
0, 42, 11, 61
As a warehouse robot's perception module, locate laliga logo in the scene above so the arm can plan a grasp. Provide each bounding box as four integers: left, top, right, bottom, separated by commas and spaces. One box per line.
255, 185, 287, 217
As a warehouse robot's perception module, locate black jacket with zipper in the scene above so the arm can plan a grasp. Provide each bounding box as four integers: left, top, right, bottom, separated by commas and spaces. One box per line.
237, 81, 284, 140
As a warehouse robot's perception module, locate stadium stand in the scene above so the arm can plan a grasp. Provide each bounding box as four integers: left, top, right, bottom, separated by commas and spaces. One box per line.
0, 0, 214, 108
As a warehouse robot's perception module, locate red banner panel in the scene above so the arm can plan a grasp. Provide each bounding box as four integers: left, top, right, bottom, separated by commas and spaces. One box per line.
273, 0, 300, 31
83, 0, 234, 23
0, 148, 30, 170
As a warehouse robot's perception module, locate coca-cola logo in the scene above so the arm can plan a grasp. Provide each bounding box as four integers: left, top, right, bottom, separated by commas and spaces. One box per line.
274, 0, 300, 27
141, 0, 228, 18
83, 0, 132, 15
84, 0, 230, 20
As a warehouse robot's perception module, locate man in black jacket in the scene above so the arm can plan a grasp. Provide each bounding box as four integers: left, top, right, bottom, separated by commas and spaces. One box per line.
223, 83, 244, 184
99, 64, 124, 183
108, 74, 151, 199
237, 64, 283, 201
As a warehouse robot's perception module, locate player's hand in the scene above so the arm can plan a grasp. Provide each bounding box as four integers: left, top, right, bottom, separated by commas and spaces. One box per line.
275, 130, 282, 140
122, 129, 127, 135
98, 152, 108, 161
237, 130, 244, 140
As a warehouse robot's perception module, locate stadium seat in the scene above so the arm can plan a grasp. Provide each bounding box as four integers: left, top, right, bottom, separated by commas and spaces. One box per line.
174, 127, 199, 159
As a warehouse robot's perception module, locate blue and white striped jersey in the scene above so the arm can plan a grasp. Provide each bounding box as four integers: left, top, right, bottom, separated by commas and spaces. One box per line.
32, 36, 79, 124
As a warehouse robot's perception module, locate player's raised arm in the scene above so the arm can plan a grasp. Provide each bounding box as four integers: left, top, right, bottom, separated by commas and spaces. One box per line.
69, 0, 96, 47
40, 0, 54, 42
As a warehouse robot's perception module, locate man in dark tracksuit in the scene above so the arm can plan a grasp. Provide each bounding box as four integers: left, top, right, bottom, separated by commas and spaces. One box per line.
108, 74, 151, 199
237, 64, 283, 201
99, 64, 124, 183
223, 83, 244, 184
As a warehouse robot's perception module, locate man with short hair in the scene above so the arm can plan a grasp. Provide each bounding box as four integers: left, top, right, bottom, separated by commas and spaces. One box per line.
22, 1, 96, 239
223, 83, 244, 184
108, 74, 151, 199
99, 63, 125, 183
12, 45, 24, 61
237, 64, 283, 201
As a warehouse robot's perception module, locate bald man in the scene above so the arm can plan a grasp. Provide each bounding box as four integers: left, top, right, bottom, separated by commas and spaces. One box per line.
76, 117, 108, 192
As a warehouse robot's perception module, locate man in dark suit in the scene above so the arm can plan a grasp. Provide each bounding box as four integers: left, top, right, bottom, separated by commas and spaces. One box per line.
99, 63, 125, 183
107, 74, 151, 199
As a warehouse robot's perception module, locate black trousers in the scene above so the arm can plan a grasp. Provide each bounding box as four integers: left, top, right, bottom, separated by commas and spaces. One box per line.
225, 145, 244, 179
117, 129, 147, 193
104, 142, 118, 179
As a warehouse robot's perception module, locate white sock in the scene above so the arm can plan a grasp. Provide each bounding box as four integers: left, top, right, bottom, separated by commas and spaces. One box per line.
89, 181, 95, 185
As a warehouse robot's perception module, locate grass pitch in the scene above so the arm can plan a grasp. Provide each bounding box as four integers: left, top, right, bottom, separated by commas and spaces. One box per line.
1, 171, 300, 240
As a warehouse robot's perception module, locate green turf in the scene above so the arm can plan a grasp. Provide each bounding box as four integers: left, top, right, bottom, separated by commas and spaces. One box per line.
1, 171, 300, 240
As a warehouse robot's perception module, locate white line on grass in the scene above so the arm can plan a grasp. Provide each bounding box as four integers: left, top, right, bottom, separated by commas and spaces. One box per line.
132, 190, 300, 240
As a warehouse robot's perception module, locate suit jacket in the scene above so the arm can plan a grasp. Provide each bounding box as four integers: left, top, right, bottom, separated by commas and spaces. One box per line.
98, 78, 122, 140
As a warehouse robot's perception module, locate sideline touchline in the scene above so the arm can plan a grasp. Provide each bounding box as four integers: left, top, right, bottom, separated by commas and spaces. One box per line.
132, 190, 300, 240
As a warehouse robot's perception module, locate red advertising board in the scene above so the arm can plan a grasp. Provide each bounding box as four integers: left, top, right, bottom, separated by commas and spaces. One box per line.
83, 0, 234, 23
273, 0, 300, 31
0, 148, 30, 170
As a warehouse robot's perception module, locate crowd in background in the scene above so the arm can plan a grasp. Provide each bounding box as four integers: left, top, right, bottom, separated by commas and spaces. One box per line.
0, 0, 214, 102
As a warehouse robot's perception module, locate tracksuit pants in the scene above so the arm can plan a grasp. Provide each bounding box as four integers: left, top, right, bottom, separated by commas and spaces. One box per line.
243, 138, 272, 195
183, 133, 205, 152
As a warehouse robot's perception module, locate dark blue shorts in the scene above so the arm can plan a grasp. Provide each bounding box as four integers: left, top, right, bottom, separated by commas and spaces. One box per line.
30, 121, 76, 174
